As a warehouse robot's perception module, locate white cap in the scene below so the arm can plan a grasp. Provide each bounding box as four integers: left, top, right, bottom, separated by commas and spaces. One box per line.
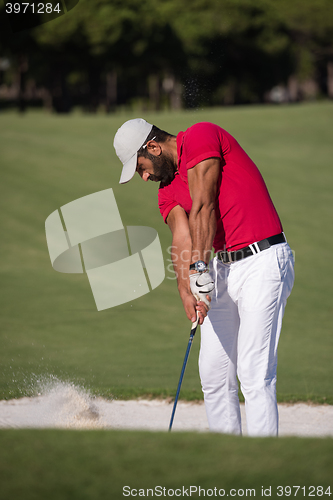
113, 118, 153, 184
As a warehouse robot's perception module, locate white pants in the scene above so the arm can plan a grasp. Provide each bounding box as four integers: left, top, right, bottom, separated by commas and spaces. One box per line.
199, 243, 294, 436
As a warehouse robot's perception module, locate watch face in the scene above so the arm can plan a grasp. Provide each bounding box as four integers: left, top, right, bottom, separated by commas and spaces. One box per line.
197, 261, 207, 272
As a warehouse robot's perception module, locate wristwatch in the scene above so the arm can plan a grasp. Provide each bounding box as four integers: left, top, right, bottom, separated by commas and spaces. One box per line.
189, 260, 208, 272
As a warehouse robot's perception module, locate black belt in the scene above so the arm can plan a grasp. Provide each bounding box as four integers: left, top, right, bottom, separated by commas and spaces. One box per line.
217, 233, 286, 264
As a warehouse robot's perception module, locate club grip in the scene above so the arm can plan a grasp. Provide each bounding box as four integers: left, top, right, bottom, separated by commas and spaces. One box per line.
191, 311, 199, 332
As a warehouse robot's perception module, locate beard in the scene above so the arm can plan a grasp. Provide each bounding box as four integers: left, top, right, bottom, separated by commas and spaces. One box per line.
145, 151, 177, 185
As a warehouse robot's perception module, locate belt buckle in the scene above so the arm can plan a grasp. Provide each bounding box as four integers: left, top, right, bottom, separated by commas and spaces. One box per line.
218, 250, 233, 264
223, 251, 233, 264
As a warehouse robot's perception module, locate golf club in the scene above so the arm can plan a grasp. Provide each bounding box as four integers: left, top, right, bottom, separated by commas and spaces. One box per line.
169, 312, 199, 431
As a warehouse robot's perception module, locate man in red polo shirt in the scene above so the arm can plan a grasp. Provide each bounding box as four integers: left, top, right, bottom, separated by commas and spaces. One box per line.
114, 118, 294, 436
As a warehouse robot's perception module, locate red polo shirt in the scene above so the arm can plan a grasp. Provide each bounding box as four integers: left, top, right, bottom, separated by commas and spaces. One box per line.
158, 122, 282, 252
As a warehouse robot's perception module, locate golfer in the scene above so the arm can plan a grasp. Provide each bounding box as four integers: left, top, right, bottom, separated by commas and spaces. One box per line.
114, 118, 294, 437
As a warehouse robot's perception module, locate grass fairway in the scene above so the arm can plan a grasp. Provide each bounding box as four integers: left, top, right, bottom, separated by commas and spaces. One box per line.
0, 429, 332, 500
0, 102, 333, 402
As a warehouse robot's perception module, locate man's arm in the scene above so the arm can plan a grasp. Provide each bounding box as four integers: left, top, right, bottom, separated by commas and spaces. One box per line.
187, 157, 220, 265
167, 205, 209, 325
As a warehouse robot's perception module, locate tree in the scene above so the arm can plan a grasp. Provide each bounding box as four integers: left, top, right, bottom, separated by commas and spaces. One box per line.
30, 0, 186, 111
274, 0, 333, 98
1, 0, 332, 111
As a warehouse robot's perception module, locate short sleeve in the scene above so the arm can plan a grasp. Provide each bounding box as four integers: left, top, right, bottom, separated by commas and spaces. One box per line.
158, 185, 178, 223
183, 122, 224, 170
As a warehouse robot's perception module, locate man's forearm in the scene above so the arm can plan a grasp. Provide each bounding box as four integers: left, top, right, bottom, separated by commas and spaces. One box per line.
170, 234, 192, 297
188, 203, 216, 264
187, 157, 220, 265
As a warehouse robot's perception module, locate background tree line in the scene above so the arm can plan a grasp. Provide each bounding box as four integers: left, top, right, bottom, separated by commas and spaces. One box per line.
0, 0, 333, 112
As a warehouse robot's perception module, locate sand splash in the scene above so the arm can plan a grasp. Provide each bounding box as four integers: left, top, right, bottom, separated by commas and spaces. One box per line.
0, 377, 104, 429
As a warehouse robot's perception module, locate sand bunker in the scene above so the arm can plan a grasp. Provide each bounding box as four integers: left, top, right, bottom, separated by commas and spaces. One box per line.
0, 380, 332, 436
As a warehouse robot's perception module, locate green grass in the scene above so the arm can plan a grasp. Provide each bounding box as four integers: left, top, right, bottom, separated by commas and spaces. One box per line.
0, 102, 333, 402
0, 430, 332, 500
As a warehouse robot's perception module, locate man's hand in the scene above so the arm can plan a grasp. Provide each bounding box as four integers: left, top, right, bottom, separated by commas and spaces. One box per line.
190, 271, 215, 308
180, 270, 215, 325
180, 290, 211, 326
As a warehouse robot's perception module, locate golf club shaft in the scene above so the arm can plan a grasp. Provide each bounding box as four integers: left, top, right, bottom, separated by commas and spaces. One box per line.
169, 313, 199, 431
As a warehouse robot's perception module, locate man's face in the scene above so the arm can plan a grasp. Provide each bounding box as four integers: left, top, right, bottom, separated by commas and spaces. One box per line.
137, 151, 177, 185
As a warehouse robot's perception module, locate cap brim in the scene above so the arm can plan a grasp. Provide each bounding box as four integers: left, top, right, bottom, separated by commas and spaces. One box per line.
119, 153, 137, 184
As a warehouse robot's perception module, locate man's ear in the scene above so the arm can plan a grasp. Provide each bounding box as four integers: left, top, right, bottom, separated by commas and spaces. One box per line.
146, 140, 162, 156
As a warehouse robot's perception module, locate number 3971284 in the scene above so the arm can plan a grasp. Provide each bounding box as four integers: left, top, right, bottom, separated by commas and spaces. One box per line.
5, 3, 62, 14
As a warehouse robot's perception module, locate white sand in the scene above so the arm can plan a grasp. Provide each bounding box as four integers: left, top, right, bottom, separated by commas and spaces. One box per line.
0, 382, 332, 436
